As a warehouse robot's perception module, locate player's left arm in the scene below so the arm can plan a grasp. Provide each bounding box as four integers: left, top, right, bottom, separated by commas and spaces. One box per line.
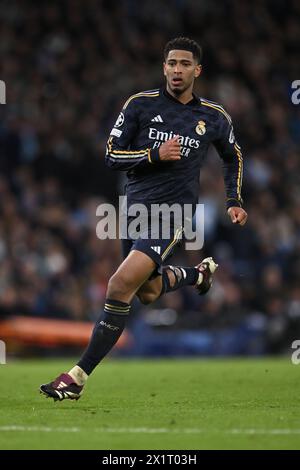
213, 113, 248, 226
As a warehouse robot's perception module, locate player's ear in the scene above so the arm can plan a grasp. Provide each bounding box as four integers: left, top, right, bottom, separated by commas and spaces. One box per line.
194, 64, 202, 78
163, 62, 167, 77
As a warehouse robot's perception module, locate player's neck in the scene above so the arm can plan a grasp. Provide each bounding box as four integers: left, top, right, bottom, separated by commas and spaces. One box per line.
166, 84, 194, 104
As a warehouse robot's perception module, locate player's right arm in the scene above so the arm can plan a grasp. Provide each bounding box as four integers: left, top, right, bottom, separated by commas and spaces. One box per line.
105, 99, 180, 170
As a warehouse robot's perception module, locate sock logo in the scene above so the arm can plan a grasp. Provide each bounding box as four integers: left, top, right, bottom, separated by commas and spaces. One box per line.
100, 320, 119, 331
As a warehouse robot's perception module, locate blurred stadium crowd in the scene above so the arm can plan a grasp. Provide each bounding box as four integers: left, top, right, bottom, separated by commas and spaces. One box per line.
0, 0, 300, 353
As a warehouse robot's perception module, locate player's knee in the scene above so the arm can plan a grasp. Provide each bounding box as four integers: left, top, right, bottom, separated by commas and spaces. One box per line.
107, 272, 135, 298
136, 291, 157, 305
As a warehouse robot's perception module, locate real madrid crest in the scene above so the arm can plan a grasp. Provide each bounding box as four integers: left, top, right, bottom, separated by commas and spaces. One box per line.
195, 120, 206, 136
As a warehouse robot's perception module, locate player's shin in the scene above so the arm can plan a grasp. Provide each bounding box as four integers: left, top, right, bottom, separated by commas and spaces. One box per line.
77, 299, 130, 375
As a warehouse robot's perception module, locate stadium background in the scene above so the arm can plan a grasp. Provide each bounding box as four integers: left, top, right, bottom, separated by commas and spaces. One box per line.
0, 0, 300, 358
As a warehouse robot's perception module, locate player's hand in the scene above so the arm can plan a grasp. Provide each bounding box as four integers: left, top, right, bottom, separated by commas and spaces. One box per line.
159, 135, 181, 161
227, 206, 248, 226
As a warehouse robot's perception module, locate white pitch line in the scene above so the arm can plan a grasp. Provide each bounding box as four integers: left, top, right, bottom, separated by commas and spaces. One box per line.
0, 425, 80, 433
1, 426, 300, 435
229, 429, 300, 435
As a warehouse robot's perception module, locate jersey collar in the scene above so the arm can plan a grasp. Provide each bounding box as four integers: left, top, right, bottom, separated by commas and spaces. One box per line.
162, 87, 200, 106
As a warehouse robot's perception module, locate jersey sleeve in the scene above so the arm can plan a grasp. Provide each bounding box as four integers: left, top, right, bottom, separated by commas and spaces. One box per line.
105, 98, 160, 170
213, 112, 244, 209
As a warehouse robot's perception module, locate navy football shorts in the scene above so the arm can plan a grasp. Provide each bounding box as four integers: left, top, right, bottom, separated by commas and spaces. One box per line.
121, 216, 183, 279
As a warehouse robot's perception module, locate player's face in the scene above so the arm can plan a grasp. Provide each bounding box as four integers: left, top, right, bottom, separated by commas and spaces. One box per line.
163, 50, 201, 96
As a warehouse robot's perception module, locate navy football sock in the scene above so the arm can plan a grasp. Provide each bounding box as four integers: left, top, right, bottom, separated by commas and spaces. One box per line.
161, 266, 198, 294
77, 299, 130, 375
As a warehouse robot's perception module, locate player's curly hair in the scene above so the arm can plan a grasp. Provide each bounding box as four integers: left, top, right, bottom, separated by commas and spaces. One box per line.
164, 37, 202, 64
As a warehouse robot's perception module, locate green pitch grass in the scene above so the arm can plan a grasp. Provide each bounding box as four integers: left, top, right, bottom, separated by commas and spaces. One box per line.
0, 358, 299, 450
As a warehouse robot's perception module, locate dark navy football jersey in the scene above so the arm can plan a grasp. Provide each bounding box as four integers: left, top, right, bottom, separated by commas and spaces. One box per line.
105, 88, 243, 210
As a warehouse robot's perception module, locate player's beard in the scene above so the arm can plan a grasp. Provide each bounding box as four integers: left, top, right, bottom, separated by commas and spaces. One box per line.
170, 81, 189, 96
171, 86, 182, 96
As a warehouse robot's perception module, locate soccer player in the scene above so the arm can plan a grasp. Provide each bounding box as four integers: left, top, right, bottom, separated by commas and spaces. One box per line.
40, 37, 247, 401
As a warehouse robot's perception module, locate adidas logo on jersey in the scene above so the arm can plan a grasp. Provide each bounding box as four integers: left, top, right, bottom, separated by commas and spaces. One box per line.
151, 115, 163, 123
151, 246, 161, 254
